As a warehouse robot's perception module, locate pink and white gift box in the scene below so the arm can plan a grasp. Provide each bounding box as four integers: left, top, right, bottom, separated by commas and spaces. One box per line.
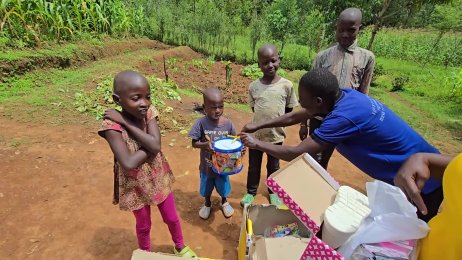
266, 153, 344, 260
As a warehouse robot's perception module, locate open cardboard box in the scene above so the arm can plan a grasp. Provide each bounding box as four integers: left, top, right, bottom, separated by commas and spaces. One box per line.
267, 153, 423, 260
237, 151, 341, 260
238, 204, 312, 260
266, 153, 343, 259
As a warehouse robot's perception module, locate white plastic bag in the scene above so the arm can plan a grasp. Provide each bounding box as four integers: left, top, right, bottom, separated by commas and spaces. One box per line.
337, 180, 429, 259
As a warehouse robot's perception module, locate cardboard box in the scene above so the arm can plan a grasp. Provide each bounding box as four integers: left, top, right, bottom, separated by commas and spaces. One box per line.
266, 153, 344, 260
238, 204, 312, 260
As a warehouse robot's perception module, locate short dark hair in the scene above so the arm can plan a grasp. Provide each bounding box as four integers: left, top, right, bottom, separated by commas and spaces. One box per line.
299, 68, 339, 100
113, 70, 147, 95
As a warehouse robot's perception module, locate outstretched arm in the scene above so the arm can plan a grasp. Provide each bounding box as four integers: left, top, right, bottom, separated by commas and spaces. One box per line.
239, 133, 329, 162
394, 153, 455, 215
242, 109, 310, 133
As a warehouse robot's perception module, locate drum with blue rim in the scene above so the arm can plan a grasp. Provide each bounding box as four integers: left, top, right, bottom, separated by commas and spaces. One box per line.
211, 137, 244, 175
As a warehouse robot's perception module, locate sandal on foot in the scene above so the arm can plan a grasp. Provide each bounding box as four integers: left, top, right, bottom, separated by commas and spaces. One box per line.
221, 202, 234, 218
240, 193, 255, 207
199, 205, 211, 220
269, 194, 288, 209
173, 245, 197, 258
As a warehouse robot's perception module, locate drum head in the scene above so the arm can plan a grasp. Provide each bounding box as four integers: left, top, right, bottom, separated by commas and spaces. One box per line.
213, 137, 243, 153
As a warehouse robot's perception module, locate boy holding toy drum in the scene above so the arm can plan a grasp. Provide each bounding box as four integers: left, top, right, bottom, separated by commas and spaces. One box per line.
188, 87, 238, 220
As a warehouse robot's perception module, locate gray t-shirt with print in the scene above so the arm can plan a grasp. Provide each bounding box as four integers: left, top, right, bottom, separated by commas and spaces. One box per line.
188, 116, 236, 177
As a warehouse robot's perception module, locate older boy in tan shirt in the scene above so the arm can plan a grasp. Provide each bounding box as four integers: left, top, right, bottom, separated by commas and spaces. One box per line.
241, 44, 298, 207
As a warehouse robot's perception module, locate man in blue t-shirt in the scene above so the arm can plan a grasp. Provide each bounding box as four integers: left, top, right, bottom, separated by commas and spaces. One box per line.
240, 68, 442, 222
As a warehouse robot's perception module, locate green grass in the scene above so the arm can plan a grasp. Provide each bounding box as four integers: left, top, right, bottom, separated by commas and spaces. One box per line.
184, 33, 314, 70
165, 27, 462, 71
358, 28, 462, 67
227, 103, 251, 112
374, 57, 461, 127
0, 37, 135, 63
178, 88, 251, 112
0, 48, 158, 124
0, 43, 80, 62
285, 70, 306, 94
177, 88, 201, 98
370, 57, 462, 150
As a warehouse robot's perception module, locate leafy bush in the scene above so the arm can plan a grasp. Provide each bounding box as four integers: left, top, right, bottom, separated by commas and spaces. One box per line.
391, 74, 410, 92
166, 58, 178, 71
240, 63, 287, 80
74, 75, 181, 119
446, 68, 462, 99
371, 63, 385, 86
191, 59, 213, 73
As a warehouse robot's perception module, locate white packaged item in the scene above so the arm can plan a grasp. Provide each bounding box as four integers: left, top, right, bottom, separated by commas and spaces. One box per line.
322, 186, 371, 249
338, 181, 429, 259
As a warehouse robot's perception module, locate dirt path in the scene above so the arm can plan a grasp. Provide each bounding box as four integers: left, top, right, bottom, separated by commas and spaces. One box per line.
0, 94, 368, 259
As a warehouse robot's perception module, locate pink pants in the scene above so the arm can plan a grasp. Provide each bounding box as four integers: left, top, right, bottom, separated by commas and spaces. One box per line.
132, 193, 184, 251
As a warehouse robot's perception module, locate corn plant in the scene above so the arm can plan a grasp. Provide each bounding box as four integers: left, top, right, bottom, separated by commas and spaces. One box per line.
0, 0, 147, 47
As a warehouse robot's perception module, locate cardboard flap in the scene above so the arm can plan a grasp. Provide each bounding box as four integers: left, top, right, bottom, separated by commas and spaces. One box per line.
250, 236, 309, 260
268, 153, 339, 226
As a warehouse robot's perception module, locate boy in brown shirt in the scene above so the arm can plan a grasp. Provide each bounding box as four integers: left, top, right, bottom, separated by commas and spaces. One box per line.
240, 44, 298, 207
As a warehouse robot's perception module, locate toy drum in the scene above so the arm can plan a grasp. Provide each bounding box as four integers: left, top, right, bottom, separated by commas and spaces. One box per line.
212, 137, 244, 175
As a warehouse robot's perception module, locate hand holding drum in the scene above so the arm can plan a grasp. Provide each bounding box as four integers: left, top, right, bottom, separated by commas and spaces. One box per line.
204, 135, 214, 152
238, 132, 259, 149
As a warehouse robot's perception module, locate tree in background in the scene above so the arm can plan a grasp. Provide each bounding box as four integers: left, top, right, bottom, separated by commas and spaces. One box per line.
427, 1, 462, 67
249, 13, 265, 60
266, 0, 300, 53
308, 0, 374, 42
297, 9, 327, 52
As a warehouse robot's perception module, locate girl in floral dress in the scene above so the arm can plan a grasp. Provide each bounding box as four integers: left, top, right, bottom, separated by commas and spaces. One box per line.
98, 70, 196, 257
